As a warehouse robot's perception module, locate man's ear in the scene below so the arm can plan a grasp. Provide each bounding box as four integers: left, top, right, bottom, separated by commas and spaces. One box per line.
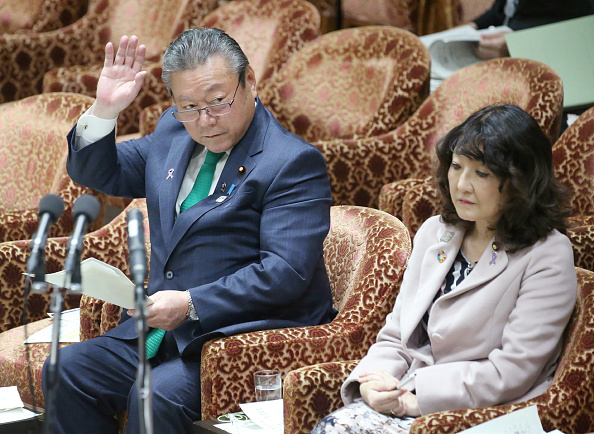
246, 65, 258, 98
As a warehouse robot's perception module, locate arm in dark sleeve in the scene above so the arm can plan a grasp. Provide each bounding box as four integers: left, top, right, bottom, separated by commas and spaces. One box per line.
473, 0, 506, 29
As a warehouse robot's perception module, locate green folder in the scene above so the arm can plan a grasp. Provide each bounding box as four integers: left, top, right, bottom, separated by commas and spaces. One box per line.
506, 14, 594, 110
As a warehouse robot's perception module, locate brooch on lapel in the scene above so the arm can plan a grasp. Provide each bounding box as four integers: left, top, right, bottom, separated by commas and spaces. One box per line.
437, 250, 447, 263
489, 242, 499, 265
439, 231, 454, 242
166, 168, 174, 180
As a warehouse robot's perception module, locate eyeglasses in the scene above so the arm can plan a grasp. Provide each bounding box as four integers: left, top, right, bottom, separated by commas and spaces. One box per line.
172, 79, 240, 122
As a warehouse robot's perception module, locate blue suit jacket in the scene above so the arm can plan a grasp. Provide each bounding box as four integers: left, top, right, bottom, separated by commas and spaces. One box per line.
67, 100, 335, 357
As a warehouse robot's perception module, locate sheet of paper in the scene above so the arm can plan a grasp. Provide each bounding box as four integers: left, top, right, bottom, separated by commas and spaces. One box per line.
459, 405, 546, 433
0, 407, 39, 424
41, 258, 151, 309
0, 386, 24, 411
24, 308, 80, 343
239, 400, 283, 434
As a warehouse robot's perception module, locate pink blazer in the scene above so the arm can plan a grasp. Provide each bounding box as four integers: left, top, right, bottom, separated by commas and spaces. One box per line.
342, 215, 577, 415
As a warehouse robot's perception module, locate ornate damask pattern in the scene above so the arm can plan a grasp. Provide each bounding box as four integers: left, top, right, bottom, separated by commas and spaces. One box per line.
0, 199, 149, 408
328, 58, 563, 208
41, 0, 218, 135
0, 92, 106, 242
341, 0, 417, 31
284, 360, 358, 433
199, 206, 411, 420
0, 0, 88, 34
260, 26, 430, 144
379, 177, 430, 221
410, 267, 594, 434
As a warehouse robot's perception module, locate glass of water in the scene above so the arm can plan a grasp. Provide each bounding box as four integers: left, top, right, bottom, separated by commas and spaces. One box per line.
253, 369, 282, 401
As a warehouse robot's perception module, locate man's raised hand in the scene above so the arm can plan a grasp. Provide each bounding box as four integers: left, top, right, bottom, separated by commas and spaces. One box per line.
92, 35, 147, 119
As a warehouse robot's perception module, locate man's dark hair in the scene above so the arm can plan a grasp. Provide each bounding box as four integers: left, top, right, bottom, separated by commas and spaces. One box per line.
162, 27, 249, 95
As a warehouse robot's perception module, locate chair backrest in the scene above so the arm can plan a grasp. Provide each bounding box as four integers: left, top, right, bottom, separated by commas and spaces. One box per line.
260, 25, 430, 143
0, 0, 88, 34
0, 92, 95, 212
393, 57, 564, 181
201, 0, 320, 92
341, 0, 418, 32
553, 105, 594, 218
324, 205, 411, 321
79, 198, 150, 339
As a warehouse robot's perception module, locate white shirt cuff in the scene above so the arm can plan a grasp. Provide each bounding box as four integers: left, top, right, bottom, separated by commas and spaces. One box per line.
74, 106, 118, 149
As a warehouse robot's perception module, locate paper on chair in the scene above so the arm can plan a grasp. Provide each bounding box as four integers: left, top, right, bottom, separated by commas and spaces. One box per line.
0, 387, 39, 423
459, 405, 554, 433
42, 258, 152, 310
239, 399, 283, 433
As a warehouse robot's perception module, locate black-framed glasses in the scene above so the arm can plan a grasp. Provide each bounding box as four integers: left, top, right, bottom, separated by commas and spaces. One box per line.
172, 79, 240, 122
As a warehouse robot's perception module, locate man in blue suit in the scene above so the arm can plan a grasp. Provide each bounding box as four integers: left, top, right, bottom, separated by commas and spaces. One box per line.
43, 28, 336, 433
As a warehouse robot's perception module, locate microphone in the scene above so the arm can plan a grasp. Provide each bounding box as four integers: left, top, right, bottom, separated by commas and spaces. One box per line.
63, 195, 101, 293
28, 194, 65, 292
127, 208, 147, 287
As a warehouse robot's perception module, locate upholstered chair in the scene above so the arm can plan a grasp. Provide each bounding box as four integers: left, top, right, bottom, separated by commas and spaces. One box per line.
0, 205, 411, 422
367, 58, 563, 210
38, 0, 217, 135
0, 0, 217, 132
0, 199, 148, 407
0, 92, 106, 243
340, 0, 418, 33
0, 0, 88, 34
137, 0, 322, 137
259, 25, 430, 144
283, 267, 594, 434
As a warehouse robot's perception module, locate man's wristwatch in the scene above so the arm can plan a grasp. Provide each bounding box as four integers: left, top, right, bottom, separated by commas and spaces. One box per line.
186, 290, 199, 321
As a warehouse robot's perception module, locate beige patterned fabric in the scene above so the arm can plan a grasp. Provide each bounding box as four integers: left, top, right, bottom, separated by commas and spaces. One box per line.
409, 267, 594, 434
0, 199, 149, 408
0, 92, 106, 242
360, 58, 563, 209
0, 0, 88, 34
341, 0, 418, 32
199, 206, 411, 420
260, 25, 430, 144
284, 360, 358, 433
41, 0, 218, 135
138, 0, 322, 137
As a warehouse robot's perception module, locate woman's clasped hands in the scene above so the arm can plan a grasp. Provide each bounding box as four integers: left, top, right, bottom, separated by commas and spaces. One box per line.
359, 370, 421, 418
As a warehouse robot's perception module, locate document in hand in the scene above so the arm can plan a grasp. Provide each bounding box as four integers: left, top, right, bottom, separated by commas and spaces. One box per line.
420, 25, 512, 83
43, 258, 153, 310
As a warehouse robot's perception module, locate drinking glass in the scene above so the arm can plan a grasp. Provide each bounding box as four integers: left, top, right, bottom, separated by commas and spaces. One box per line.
253, 370, 282, 401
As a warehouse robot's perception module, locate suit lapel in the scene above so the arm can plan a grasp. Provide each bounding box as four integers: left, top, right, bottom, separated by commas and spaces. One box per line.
159, 134, 196, 242
164, 99, 268, 256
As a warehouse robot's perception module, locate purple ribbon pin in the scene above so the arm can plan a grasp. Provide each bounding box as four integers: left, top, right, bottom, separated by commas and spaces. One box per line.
489, 252, 497, 266
166, 169, 174, 180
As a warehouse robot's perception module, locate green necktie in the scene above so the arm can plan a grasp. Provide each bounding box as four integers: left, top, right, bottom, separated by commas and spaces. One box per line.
180, 150, 225, 212
145, 150, 225, 359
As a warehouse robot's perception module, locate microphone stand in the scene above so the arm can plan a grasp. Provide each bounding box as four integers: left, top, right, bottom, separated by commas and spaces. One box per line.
135, 280, 153, 434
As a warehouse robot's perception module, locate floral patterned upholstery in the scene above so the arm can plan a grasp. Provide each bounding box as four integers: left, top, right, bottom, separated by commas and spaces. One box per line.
0, 92, 107, 243
199, 206, 411, 420
284, 360, 358, 433
369, 58, 563, 210
341, 0, 418, 32
281, 267, 594, 433
40, 0, 218, 135
0, 199, 149, 408
259, 25, 430, 144
137, 0, 322, 137
409, 267, 594, 434
0, 0, 88, 34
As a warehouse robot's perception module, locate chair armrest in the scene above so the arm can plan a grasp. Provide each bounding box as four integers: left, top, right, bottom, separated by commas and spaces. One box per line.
567, 224, 594, 271
200, 312, 396, 420
284, 360, 359, 434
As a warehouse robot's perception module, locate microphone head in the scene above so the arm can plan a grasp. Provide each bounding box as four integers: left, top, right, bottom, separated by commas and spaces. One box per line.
72, 195, 101, 222
39, 194, 64, 223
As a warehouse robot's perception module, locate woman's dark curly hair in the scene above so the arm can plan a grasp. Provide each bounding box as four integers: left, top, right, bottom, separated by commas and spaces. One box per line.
435, 104, 571, 253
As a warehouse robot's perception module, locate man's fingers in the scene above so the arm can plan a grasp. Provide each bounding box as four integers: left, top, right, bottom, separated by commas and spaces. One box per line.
132, 44, 147, 73
114, 35, 130, 66
104, 42, 115, 67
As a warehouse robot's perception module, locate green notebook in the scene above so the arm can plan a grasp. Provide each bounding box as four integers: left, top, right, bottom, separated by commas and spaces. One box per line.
506, 14, 594, 110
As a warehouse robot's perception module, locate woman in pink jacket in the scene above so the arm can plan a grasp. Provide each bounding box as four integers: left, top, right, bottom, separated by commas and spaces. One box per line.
312, 104, 577, 433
